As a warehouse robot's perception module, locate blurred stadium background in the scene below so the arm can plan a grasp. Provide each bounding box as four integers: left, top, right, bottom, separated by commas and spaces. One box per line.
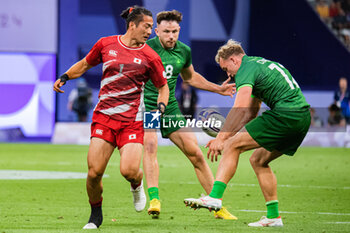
0, 0, 350, 232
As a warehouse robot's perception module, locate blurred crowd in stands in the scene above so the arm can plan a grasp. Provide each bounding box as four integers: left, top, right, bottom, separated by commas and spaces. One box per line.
310, 76, 350, 128
331, 77, 350, 125
310, 0, 350, 49
307, 0, 350, 128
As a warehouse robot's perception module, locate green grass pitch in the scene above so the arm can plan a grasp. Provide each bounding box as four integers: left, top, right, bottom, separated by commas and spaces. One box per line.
0, 144, 349, 232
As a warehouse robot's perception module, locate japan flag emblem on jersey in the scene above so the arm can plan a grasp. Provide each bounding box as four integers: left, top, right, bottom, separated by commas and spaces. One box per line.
133, 58, 142, 64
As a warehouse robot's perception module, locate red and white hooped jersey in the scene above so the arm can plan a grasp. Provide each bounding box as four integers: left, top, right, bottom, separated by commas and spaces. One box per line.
85, 35, 167, 121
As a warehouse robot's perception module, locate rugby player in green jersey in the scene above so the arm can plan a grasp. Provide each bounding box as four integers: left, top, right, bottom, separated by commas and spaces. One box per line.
143, 10, 236, 219
184, 39, 311, 227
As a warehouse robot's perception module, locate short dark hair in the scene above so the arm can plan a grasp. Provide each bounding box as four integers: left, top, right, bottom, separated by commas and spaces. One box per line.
156, 10, 183, 24
120, 5, 152, 29
329, 103, 340, 112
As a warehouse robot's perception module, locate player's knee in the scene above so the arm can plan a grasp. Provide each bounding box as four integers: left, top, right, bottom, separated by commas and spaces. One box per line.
249, 155, 258, 167
249, 155, 268, 168
120, 166, 139, 181
187, 149, 205, 167
88, 167, 104, 180
223, 136, 247, 155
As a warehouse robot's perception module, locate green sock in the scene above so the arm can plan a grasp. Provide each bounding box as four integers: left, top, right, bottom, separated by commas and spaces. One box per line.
209, 181, 227, 199
148, 187, 159, 200
266, 200, 279, 218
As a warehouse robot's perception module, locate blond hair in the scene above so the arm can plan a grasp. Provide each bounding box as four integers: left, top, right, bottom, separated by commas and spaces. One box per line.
215, 39, 245, 63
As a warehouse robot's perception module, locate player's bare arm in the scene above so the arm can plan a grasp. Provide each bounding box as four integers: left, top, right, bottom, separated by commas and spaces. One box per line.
206, 86, 261, 162
53, 58, 93, 93
180, 65, 236, 97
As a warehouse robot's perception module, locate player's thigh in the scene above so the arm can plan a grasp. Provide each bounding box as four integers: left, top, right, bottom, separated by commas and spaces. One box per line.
119, 143, 143, 173
169, 128, 200, 156
144, 129, 158, 154
223, 128, 261, 154
249, 148, 283, 167
88, 137, 115, 174
160, 104, 186, 138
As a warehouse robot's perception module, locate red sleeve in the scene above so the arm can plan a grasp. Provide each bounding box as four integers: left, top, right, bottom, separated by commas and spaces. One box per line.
85, 38, 103, 66
148, 57, 167, 88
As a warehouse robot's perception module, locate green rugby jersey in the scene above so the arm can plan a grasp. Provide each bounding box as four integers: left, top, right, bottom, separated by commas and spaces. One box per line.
235, 56, 309, 111
145, 37, 192, 107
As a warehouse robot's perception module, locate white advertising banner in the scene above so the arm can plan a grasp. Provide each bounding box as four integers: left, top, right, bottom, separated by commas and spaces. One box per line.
0, 0, 58, 53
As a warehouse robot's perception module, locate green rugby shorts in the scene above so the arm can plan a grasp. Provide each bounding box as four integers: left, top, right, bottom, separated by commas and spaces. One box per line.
245, 109, 311, 156
145, 102, 186, 138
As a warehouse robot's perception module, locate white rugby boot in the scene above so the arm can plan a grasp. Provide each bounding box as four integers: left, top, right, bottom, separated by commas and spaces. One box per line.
184, 195, 222, 211
130, 180, 146, 212
248, 216, 283, 227
83, 223, 98, 229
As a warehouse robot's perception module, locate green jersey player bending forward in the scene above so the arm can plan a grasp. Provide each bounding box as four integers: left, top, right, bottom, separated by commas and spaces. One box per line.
144, 10, 236, 220
184, 39, 311, 227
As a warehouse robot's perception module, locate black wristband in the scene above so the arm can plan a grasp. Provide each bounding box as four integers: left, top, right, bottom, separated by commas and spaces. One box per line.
157, 102, 166, 114
59, 73, 69, 84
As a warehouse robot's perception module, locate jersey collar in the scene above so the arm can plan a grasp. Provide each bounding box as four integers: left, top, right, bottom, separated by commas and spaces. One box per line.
118, 35, 146, 50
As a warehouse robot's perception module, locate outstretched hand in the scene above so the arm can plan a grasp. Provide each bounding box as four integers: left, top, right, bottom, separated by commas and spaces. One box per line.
218, 77, 236, 97
53, 79, 66, 93
206, 138, 225, 162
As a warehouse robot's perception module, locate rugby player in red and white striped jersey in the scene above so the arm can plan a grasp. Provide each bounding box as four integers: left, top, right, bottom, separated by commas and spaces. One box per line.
53, 6, 169, 229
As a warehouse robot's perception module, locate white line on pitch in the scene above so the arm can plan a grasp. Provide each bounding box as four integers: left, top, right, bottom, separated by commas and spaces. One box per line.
161, 181, 350, 190
239, 209, 350, 216
229, 183, 350, 190
0, 170, 109, 180
325, 222, 350, 224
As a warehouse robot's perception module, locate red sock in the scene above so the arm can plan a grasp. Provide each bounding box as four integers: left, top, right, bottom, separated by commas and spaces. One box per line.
89, 197, 103, 208
131, 182, 141, 190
